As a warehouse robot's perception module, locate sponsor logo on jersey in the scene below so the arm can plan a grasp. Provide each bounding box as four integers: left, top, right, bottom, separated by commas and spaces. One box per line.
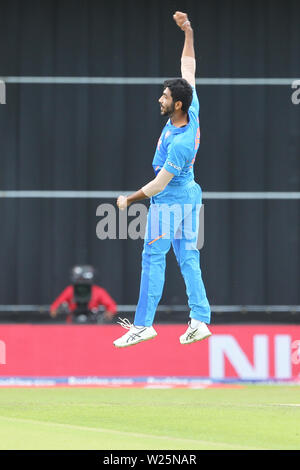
167, 161, 182, 171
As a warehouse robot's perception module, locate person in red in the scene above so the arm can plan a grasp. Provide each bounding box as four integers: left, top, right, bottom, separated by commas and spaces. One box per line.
50, 265, 117, 323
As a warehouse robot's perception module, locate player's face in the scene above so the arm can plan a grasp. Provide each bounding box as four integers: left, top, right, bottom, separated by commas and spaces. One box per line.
158, 88, 175, 116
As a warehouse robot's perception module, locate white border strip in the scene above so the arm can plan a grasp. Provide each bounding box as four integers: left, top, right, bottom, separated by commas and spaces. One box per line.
1, 191, 300, 200
1, 76, 298, 85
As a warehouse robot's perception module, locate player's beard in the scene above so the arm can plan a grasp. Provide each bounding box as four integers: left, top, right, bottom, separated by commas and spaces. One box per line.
160, 101, 175, 117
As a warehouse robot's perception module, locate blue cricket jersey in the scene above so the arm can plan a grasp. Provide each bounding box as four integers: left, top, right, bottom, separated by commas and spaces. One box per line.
152, 86, 200, 186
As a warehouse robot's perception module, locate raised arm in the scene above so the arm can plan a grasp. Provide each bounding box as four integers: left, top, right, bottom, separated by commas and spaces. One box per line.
173, 11, 196, 87
116, 13, 199, 211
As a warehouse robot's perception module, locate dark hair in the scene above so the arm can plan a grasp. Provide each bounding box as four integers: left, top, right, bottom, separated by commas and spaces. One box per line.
163, 78, 193, 113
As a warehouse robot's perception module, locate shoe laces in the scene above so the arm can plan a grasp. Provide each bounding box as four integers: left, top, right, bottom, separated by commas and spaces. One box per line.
116, 317, 133, 330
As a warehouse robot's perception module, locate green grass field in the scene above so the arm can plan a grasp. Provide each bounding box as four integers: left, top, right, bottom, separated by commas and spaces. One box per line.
0, 386, 299, 450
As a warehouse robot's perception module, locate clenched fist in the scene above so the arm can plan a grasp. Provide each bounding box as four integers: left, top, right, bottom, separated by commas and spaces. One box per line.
117, 195, 128, 211
173, 11, 191, 31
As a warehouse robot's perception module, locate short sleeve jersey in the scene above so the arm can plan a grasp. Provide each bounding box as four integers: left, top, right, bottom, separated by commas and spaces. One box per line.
152, 87, 200, 185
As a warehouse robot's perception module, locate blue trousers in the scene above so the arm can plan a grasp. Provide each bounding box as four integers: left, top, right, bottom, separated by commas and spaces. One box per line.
134, 180, 211, 327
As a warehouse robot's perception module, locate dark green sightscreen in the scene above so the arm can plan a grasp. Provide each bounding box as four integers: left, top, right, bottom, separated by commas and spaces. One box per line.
0, 0, 299, 308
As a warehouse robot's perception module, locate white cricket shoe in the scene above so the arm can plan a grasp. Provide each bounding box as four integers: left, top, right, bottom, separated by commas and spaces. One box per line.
180, 321, 212, 345
113, 318, 157, 348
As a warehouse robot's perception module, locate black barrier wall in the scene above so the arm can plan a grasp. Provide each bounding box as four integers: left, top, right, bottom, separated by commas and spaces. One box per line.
0, 0, 299, 310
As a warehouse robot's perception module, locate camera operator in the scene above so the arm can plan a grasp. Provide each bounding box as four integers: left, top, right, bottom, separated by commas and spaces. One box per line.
50, 265, 117, 323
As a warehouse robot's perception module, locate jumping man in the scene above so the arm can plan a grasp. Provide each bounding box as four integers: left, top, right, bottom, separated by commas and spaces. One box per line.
114, 11, 211, 347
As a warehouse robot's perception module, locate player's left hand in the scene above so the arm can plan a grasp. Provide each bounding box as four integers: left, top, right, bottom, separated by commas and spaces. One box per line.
173, 11, 191, 31
117, 195, 128, 210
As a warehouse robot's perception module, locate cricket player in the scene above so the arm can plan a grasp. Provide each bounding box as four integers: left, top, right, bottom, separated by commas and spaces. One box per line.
114, 11, 211, 347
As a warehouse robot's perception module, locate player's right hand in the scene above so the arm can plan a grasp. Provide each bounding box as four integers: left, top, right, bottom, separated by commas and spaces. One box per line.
173, 11, 191, 31
117, 195, 128, 210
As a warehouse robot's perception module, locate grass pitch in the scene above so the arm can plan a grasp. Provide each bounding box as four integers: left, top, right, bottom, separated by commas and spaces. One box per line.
0, 386, 299, 450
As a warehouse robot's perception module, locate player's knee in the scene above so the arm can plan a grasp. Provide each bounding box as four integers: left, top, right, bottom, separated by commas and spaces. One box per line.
179, 253, 199, 270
